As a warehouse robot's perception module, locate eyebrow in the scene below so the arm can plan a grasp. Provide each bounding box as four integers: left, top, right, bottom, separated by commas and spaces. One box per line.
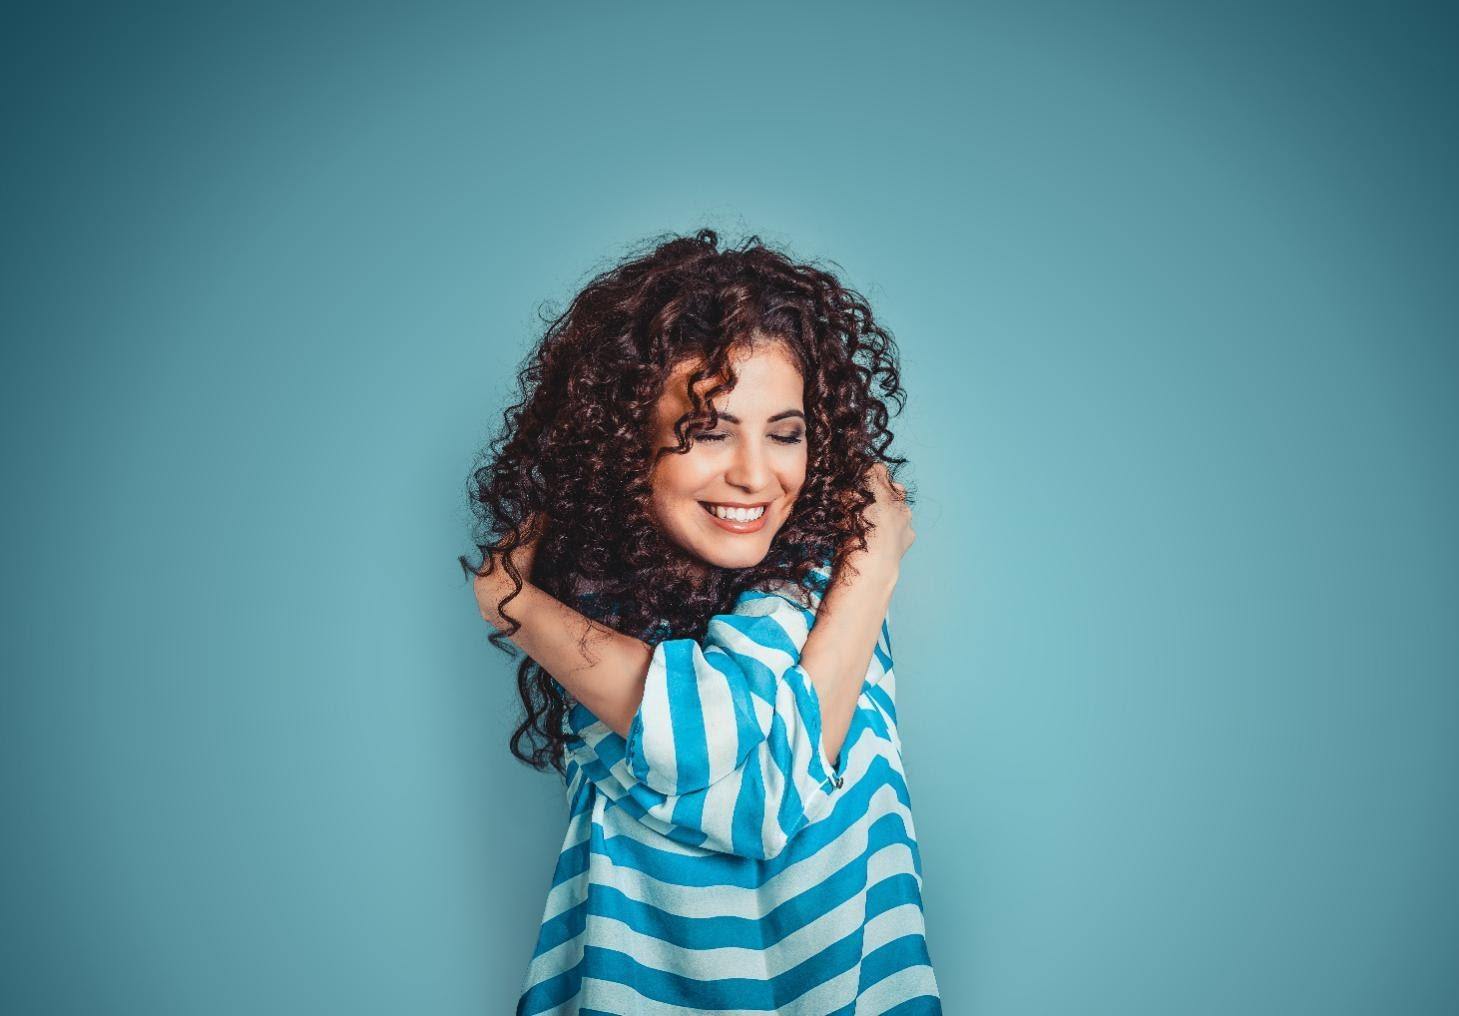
709, 409, 806, 424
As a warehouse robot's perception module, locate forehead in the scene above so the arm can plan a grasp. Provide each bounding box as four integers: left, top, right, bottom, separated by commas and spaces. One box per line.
656, 342, 804, 422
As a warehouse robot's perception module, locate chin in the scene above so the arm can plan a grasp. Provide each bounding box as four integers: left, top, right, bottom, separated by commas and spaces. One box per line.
694, 537, 776, 566
681, 533, 775, 571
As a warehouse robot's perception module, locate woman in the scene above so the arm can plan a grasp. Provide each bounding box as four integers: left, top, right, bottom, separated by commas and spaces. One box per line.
462, 229, 941, 1012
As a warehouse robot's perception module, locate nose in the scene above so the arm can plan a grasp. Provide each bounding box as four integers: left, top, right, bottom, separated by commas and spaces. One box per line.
724, 437, 771, 494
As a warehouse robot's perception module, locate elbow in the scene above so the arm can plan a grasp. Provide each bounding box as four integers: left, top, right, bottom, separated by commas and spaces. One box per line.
726, 764, 842, 861
756, 829, 796, 862
650, 812, 794, 861
731, 805, 819, 862
703, 828, 795, 862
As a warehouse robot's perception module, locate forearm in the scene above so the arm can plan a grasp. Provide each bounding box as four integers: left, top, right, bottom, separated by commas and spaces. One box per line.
798, 553, 898, 771
472, 554, 897, 757
474, 575, 651, 738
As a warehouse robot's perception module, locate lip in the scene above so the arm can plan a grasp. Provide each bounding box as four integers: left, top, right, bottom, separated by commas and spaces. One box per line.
699, 500, 772, 534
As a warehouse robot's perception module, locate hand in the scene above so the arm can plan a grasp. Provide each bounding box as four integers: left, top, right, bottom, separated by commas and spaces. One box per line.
850, 462, 915, 579
474, 513, 544, 624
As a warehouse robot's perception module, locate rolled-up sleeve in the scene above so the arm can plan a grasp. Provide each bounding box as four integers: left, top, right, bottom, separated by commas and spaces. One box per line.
565, 579, 846, 860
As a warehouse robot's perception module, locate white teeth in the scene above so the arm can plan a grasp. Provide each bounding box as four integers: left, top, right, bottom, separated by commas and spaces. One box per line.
710, 504, 765, 522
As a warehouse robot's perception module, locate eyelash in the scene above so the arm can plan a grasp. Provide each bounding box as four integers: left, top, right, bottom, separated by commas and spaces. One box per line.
696, 432, 804, 445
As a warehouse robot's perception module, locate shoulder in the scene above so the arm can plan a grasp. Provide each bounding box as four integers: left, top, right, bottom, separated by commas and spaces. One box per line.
737, 558, 833, 615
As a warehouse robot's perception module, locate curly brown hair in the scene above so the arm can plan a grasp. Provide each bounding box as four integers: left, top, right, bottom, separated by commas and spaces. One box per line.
458, 227, 915, 775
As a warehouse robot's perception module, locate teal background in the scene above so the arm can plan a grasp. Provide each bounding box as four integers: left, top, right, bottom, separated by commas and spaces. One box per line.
3, 1, 1455, 1013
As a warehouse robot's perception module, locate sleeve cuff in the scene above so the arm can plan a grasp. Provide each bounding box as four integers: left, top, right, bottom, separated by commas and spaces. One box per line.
782, 661, 846, 793
624, 637, 766, 797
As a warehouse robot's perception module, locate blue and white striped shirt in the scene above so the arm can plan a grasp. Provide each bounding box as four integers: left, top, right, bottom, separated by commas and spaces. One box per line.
517, 563, 941, 1013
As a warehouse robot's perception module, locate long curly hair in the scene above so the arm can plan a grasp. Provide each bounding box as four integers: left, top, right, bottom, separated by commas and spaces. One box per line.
458, 227, 915, 776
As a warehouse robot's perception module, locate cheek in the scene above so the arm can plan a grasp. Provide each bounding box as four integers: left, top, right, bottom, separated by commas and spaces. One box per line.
781, 451, 809, 491
650, 456, 707, 502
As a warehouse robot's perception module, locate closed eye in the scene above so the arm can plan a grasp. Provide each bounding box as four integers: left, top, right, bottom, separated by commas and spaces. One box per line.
696, 432, 804, 445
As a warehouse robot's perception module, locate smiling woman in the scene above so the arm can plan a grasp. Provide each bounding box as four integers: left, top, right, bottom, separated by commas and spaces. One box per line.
647, 341, 809, 562
459, 228, 938, 1013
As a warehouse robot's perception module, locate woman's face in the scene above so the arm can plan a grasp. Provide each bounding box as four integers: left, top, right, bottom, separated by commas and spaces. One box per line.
647, 341, 808, 570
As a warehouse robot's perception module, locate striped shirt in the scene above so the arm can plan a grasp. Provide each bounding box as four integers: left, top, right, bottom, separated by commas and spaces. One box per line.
517, 563, 941, 1013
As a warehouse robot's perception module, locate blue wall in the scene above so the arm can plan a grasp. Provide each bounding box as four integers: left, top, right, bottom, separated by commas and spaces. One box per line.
3, 1, 1455, 1012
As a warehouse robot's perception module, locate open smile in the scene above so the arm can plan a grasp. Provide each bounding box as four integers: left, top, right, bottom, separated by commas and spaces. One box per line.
699, 500, 772, 533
